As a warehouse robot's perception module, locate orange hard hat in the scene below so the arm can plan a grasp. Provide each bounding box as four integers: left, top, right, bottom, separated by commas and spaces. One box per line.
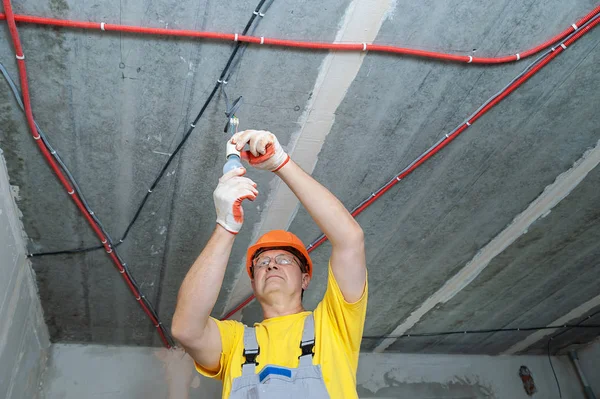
246, 230, 313, 278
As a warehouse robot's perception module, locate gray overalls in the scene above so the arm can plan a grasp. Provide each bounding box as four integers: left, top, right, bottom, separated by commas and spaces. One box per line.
228, 314, 331, 398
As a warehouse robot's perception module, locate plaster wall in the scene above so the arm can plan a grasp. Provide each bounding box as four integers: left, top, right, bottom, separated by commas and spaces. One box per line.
42, 343, 586, 399
0, 148, 50, 399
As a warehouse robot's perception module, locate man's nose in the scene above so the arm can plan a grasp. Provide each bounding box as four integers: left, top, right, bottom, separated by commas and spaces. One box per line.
267, 264, 279, 271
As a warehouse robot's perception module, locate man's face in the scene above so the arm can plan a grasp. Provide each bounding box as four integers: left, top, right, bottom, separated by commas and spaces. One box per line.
251, 249, 310, 300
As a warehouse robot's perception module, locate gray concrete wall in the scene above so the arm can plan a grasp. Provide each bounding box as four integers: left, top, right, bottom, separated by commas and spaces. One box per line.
0, 148, 50, 399
578, 338, 600, 397
42, 343, 586, 399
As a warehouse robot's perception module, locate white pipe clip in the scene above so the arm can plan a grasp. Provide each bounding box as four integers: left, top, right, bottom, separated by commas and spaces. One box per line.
68, 189, 75, 195
572, 23, 578, 30
190, 123, 196, 128
260, 36, 265, 45
107, 248, 113, 254
136, 296, 141, 301
119, 269, 125, 273
515, 53, 520, 61
234, 33, 239, 42
467, 55, 473, 63
148, 189, 153, 193
102, 239, 107, 244
445, 133, 450, 138
560, 43, 567, 50
362, 43, 367, 51
50, 150, 56, 155
396, 176, 401, 181
33, 135, 41, 140
16, 54, 24, 60
466, 121, 471, 126
100, 22, 106, 31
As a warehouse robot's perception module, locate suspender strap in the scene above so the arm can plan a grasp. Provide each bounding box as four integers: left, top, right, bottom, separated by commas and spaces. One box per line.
298, 313, 315, 367
242, 325, 259, 375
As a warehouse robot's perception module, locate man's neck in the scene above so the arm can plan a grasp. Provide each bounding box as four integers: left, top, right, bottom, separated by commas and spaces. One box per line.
261, 301, 305, 320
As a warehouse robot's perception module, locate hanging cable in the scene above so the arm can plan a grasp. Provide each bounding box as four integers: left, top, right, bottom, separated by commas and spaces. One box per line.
221, 12, 600, 320
25, 5, 600, 257
0, 4, 598, 63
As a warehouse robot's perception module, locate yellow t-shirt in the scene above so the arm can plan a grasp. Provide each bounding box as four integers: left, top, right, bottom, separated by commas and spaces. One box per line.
196, 262, 368, 398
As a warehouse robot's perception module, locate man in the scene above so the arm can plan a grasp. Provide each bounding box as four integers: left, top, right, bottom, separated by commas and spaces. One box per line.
172, 130, 367, 398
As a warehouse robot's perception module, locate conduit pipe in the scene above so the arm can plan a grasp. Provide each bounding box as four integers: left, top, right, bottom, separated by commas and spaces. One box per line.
222, 12, 600, 320
1, 0, 172, 348
0, 4, 599, 64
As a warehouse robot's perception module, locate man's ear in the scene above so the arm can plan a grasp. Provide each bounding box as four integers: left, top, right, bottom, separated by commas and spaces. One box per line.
301, 274, 311, 290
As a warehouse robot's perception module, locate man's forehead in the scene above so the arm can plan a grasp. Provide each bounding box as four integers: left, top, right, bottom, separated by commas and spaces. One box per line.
257, 248, 292, 257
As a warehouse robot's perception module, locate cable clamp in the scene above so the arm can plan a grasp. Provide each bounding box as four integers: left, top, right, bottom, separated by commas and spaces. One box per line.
136, 296, 141, 301
16, 54, 25, 60
396, 176, 401, 181
466, 121, 471, 126
362, 43, 367, 51
515, 53, 520, 61
122, 262, 127, 267
572, 23, 578, 30
107, 248, 113, 254
148, 189, 153, 193
33, 135, 41, 140
119, 269, 125, 274
50, 150, 56, 155
467, 55, 473, 63
560, 43, 567, 50
370, 193, 376, 198
253, 11, 265, 17
260, 36, 265, 45
217, 79, 228, 85
445, 133, 450, 139
68, 189, 75, 195
100, 22, 106, 31
234, 33, 239, 42
190, 123, 196, 128
102, 239, 107, 244
89, 211, 94, 215
551, 47, 555, 52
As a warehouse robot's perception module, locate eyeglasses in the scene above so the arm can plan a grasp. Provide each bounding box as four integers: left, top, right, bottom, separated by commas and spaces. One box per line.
253, 254, 302, 270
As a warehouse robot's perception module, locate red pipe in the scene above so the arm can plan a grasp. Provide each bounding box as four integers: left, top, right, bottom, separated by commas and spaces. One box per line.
2, 0, 170, 348
0, 4, 599, 64
222, 13, 600, 321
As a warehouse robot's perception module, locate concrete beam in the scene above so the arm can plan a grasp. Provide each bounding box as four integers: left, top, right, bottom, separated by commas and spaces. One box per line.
222, 0, 396, 317
374, 138, 600, 352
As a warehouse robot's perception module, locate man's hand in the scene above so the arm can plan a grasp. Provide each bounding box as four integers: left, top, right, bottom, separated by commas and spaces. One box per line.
213, 168, 258, 234
231, 130, 290, 172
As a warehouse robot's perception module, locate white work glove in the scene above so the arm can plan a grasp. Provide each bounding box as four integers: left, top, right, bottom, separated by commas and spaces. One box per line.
213, 168, 258, 234
231, 130, 290, 172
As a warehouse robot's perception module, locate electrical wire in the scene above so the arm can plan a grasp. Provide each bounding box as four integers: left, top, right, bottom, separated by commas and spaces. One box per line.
25, 5, 600, 258
360, 323, 600, 340
0, 4, 599, 64
221, 12, 600, 320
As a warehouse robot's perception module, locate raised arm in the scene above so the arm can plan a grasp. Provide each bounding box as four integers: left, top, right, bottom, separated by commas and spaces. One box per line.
171, 168, 257, 370
233, 130, 366, 302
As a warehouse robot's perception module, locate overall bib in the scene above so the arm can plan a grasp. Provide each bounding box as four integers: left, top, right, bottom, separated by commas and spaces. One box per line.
228, 314, 331, 398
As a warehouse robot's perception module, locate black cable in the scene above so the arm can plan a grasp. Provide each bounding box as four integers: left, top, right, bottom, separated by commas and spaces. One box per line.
361, 323, 600, 340
547, 338, 562, 398
28, 0, 271, 257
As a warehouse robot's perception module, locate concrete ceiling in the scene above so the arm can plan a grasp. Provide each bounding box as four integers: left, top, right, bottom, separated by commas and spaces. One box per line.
1, 0, 599, 355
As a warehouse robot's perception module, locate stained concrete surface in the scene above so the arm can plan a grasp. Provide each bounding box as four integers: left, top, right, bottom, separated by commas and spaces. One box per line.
0, 0, 599, 354
0, 149, 49, 399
